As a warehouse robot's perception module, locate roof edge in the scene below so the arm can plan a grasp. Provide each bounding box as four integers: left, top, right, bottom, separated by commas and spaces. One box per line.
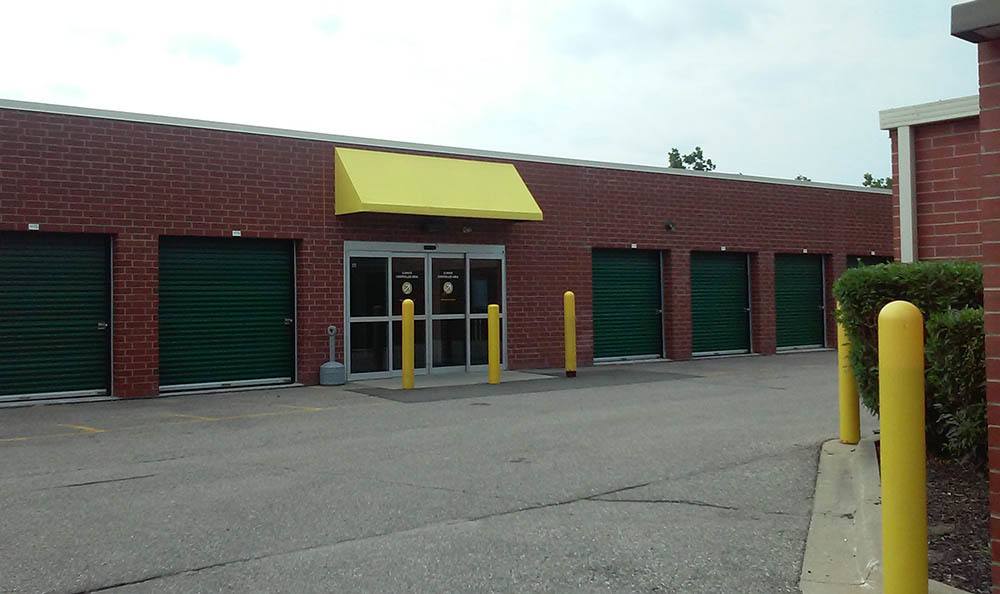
878, 95, 979, 130
0, 97, 889, 195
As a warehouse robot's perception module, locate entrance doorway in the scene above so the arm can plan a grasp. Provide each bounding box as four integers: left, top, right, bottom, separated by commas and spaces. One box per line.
344, 242, 505, 379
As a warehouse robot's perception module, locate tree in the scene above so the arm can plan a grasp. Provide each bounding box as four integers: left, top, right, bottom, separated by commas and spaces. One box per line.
668, 146, 716, 171
795, 175, 811, 182
862, 172, 893, 189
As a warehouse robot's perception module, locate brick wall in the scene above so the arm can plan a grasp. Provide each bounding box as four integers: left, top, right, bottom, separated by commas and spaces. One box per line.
977, 39, 1000, 594
890, 117, 982, 260
0, 107, 892, 397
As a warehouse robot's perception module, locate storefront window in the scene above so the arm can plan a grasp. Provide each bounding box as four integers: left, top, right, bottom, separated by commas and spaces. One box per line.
432, 258, 465, 315
392, 257, 424, 316
350, 321, 388, 373
470, 259, 502, 314
350, 257, 387, 317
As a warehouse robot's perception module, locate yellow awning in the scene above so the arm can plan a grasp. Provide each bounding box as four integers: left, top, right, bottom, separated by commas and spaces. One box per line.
334, 147, 543, 221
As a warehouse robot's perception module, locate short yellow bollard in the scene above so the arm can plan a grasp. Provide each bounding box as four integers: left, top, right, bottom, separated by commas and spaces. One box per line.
402, 298, 415, 390
878, 300, 926, 594
564, 291, 576, 378
837, 303, 860, 445
488, 304, 500, 384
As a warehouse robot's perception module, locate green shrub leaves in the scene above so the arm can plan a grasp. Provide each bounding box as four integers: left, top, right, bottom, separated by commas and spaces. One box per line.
833, 260, 984, 460
926, 308, 986, 459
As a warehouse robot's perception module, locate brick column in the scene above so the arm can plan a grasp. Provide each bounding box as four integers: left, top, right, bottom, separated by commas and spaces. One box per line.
978, 40, 1000, 593
295, 237, 341, 386
826, 254, 847, 348
664, 249, 691, 360
750, 252, 776, 354
112, 233, 159, 397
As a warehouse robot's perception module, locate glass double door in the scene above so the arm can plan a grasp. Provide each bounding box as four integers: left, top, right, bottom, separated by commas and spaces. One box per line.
348, 251, 504, 378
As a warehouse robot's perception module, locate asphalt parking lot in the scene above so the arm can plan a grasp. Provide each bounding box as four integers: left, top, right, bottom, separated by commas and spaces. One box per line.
0, 351, 875, 593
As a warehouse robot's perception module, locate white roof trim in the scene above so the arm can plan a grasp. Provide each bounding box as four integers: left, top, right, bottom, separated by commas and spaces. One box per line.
0, 97, 889, 195
878, 95, 979, 130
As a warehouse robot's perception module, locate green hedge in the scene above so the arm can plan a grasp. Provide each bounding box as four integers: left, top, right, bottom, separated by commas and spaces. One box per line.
925, 308, 986, 458
833, 260, 984, 459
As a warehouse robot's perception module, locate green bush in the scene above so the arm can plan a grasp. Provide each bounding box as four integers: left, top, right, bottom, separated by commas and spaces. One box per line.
833, 260, 984, 458
925, 307, 986, 460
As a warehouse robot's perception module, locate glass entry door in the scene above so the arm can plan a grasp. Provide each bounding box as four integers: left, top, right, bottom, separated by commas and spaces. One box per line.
391, 256, 426, 372
345, 243, 504, 379
430, 255, 467, 370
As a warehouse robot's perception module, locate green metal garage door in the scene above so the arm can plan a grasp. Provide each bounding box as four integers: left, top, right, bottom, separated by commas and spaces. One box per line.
691, 252, 750, 355
0, 233, 110, 402
592, 249, 662, 360
159, 237, 295, 390
775, 254, 825, 349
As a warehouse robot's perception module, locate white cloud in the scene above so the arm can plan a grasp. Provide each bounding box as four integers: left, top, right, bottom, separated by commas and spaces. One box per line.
0, 0, 979, 185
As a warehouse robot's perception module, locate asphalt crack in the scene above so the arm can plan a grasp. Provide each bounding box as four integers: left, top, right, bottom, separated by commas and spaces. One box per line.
72, 481, 656, 593
588, 497, 738, 510
69, 444, 820, 592
49, 474, 157, 490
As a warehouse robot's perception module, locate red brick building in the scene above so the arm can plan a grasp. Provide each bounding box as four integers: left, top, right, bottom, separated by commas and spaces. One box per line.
0, 99, 891, 403
881, 2, 1000, 591
879, 96, 982, 262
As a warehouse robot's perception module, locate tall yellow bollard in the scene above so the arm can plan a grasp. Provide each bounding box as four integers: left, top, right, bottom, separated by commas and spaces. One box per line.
402, 298, 415, 390
488, 304, 501, 384
564, 291, 576, 378
837, 303, 860, 445
878, 300, 926, 594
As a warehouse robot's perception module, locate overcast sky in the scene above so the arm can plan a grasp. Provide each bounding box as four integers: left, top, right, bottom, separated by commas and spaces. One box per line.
1, 1, 978, 186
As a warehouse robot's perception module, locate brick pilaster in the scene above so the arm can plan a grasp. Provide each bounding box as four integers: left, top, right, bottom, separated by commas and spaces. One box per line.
825, 254, 847, 348
112, 233, 158, 397
664, 249, 692, 360
977, 39, 1000, 593
750, 252, 776, 354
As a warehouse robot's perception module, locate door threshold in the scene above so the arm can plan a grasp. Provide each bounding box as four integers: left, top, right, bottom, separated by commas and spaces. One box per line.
593, 357, 668, 366
776, 347, 833, 354
0, 395, 117, 409
157, 383, 305, 397
691, 352, 759, 360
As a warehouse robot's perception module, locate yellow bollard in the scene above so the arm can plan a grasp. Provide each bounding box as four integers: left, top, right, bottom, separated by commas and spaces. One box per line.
878, 300, 926, 594
402, 298, 415, 390
837, 303, 860, 445
564, 291, 576, 378
488, 304, 500, 384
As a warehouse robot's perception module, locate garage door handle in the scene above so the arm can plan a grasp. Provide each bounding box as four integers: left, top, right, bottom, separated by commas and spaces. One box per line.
97, 321, 108, 331
283, 318, 294, 326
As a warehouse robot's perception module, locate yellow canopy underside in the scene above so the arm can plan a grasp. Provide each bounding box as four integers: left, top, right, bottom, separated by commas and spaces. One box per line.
334, 147, 543, 221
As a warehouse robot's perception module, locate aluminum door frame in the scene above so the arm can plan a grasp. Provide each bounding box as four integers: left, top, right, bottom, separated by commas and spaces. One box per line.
344, 241, 506, 380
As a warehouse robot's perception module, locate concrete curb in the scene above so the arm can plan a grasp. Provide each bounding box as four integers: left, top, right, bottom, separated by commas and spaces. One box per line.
799, 438, 973, 594
800, 439, 881, 592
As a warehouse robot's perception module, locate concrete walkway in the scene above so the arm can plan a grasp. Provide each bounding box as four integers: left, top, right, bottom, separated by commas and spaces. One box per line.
1, 351, 871, 593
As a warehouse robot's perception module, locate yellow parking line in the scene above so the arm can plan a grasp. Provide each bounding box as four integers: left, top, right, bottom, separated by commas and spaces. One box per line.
215, 411, 292, 421
56, 423, 107, 434
1, 404, 330, 445
165, 413, 220, 422
275, 404, 325, 412
1, 430, 88, 443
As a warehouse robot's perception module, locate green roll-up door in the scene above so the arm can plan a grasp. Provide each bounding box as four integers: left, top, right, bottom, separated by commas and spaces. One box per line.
159, 237, 294, 389
0, 233, 110, 401
775, 254, 825, 348
592, 249, 662, 359
691, 252, 750, 355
